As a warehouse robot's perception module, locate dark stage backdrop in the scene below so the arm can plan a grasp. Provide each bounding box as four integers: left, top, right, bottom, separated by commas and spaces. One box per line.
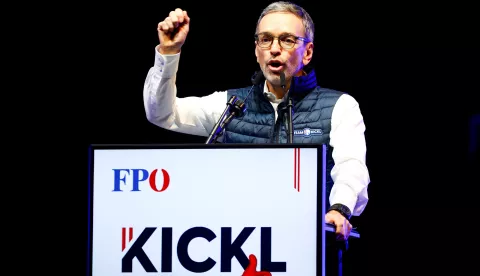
78, 1, 479, 275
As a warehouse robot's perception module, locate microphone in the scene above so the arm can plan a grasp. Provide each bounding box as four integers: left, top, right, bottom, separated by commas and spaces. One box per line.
280, 72, 286, 90
205, 95, 240, 144
219, 70, 264, 129
205, 71, 264, 144
230, 70, 264, 117
280, 72, 294, 143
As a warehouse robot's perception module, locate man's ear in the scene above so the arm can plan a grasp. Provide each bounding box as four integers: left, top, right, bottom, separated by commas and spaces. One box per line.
303, 42, 314, 66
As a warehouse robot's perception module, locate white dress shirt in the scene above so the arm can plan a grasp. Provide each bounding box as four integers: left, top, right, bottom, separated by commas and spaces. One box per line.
143, 47, 370, 216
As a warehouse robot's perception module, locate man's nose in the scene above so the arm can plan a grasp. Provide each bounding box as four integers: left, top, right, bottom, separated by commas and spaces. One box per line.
270, 38, 282, 54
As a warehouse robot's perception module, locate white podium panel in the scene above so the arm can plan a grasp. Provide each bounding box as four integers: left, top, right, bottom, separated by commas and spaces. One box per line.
87, 144, 326, 276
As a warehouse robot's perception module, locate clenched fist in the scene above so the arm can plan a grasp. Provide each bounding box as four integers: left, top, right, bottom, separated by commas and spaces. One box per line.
157, 8, 190, 55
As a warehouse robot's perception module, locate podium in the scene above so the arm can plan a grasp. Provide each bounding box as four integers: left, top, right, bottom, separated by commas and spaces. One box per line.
86, 143, 359, 276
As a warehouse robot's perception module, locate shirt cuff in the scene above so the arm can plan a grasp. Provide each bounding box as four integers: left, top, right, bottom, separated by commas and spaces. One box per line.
154, 46, 180, 78
329, 184, 357, 216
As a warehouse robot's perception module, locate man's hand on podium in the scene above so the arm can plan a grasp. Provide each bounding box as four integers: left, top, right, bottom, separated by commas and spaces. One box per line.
325, 210, 353, 241
242, 254, 271, 276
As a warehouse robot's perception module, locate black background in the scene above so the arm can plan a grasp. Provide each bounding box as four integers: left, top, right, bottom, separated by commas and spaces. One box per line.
66, 0, 479, 275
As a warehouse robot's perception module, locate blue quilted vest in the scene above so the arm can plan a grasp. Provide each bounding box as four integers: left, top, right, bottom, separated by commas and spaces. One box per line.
223, 69, 344, 207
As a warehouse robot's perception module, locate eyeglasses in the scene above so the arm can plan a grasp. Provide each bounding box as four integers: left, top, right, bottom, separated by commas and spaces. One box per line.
254, 32, 310, 49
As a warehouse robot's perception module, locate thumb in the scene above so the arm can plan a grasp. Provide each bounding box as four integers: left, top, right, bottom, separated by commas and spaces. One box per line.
242, 254, 272, 276
245, 254, 257, 272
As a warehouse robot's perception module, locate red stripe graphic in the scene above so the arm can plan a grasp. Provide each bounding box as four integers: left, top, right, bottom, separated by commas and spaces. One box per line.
122, 227, 133, 251
122, 227, 126, 251
294, 148, 300, 192
298, 148, 300, 192
294, 148, 297, 190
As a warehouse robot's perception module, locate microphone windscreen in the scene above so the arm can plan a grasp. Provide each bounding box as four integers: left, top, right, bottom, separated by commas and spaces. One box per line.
280, 72, 286, 87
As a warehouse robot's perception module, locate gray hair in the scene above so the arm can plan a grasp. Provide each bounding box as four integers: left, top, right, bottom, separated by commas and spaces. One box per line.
256, 1, 315, 42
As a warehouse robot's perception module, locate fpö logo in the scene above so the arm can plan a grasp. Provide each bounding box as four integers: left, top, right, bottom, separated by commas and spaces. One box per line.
120, 226, 286, 273
112, 169, 170, 192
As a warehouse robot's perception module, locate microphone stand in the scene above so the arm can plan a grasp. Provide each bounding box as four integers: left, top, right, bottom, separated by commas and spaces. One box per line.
205, 95, 239, 144
285, 95, 294, 143
280, 72, 294, 143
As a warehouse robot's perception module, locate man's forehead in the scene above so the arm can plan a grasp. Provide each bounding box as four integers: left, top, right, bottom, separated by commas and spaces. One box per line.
257, 12, 304, 35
